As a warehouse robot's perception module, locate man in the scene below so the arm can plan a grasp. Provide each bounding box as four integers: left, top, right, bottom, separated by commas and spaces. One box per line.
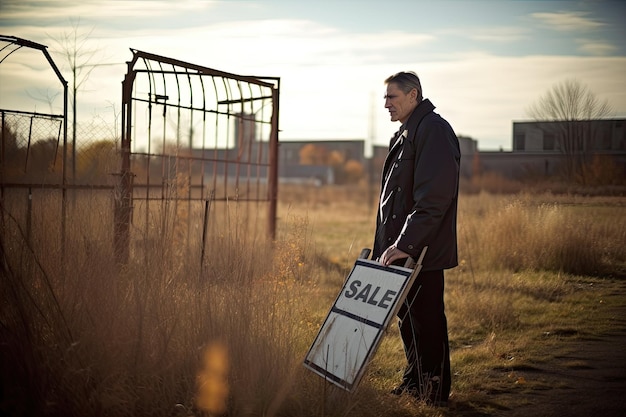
372, 71, 459, 405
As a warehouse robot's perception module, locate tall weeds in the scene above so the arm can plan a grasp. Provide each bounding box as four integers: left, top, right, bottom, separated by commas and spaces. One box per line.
458, 192, 625, 276
0, 191, 309, 417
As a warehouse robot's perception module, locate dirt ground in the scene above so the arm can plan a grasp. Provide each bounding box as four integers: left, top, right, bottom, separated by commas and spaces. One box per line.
493, 332, 626, 416
448, 279, 626, 417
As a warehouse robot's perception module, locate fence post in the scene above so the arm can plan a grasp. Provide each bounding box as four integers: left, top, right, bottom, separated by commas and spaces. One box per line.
114, 60, 136, 265
114, 171, 132, 264
268, 79, 280, 240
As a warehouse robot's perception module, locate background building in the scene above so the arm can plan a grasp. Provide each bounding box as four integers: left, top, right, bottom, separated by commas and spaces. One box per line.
192, 118, 626, 185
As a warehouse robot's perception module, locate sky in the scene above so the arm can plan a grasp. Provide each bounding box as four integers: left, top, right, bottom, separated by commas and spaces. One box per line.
1, 0, 625, 150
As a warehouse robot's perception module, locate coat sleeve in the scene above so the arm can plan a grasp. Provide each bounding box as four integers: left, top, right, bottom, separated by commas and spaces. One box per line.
393, 118, 460, 258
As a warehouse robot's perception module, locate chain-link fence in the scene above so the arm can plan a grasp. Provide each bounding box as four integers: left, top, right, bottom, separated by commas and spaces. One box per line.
1, 110, 64, 185
69, 118, 120, 186
1, 109, 121, 188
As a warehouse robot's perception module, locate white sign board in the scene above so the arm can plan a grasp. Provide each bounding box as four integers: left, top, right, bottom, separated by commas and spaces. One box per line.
303, 257, 422, 392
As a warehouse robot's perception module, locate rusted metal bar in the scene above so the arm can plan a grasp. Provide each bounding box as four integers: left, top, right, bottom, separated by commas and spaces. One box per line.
0, 108, 64, 118
268, 79, 280, 240
130, 49, 277, 88
115, 56, 136, 265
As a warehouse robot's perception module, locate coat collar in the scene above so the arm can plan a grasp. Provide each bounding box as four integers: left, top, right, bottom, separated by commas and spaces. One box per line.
381, 99, 436, 179
403, 98, 435, 135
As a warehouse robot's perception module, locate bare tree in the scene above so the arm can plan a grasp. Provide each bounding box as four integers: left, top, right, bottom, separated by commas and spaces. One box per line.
526, 79, 612, 183
25, 89, 61, 115
49, 19, 100, 182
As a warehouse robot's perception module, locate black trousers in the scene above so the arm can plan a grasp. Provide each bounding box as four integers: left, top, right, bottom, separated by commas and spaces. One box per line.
396, 269, 451, 402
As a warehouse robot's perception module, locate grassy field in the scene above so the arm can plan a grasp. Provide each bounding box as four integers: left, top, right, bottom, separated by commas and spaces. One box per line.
1, 184, 625, 416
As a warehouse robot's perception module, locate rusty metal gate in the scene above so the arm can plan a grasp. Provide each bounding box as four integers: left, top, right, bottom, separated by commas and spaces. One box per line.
115, 49, 280, 263
0, 35, 69, 260
1, 35, 68, 189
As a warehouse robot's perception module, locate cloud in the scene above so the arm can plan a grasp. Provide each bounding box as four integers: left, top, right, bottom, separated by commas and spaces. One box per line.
530, 11, 605, 32
442, 26, 530, 43
576, 38, 617, 56
0, 0, 214, 21
91, 18, 435, 71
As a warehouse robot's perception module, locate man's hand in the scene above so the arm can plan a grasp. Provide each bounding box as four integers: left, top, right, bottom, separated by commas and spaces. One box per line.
379, 245, 410, 266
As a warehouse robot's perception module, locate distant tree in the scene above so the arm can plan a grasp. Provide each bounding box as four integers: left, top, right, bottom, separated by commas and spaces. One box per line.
471, 152, 482, 178
344, 159, 365, 183
27, 138, 61, 182
1, 123, 24, 180
584, 154, 624, 186
526, 79, 612, 183
25, 89, 61, 115
299, 144, 328, 165
326, 150, 346, 182
1, 121, 66, 182
76, 139, 117, 183
327, 150, 345, 167
49, 19, 101, 182
1, 122, 20, 158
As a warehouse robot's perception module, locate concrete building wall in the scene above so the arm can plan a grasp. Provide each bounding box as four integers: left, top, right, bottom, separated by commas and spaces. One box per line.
513, 119, 626, 153
476, 151, 626, 180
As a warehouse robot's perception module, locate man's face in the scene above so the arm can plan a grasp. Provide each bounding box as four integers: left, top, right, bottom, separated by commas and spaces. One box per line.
384, 82, 417, 124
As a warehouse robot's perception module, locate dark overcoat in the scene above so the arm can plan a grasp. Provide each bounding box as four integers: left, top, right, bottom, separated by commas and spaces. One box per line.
372, 99, 460, 271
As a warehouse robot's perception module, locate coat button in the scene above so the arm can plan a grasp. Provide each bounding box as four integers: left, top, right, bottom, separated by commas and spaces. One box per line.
387, 238, 392, 242
408, 244, 414, 249
397, 187, 401, 192
392, 214, 396, 219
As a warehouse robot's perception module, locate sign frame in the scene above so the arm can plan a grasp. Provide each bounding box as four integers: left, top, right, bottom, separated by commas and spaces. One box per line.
303, 248, 427, 392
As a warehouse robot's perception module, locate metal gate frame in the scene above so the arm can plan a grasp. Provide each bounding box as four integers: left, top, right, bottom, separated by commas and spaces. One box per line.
0, 35, 68, 192
116, 49, 280, 264
0, 35, 69, 258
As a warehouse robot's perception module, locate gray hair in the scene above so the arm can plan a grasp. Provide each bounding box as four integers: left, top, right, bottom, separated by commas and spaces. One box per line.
385, 71, 423, 102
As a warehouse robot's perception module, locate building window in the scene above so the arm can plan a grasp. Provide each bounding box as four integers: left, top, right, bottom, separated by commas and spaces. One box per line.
614, 134, 626, 151
601, 132, 612, 150
514, 134, 525, 151
543, 133, 555, 150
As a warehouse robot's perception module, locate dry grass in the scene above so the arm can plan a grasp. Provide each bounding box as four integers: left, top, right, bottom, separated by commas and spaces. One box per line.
458, 192, 626, 275
1, 183, 625, 416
